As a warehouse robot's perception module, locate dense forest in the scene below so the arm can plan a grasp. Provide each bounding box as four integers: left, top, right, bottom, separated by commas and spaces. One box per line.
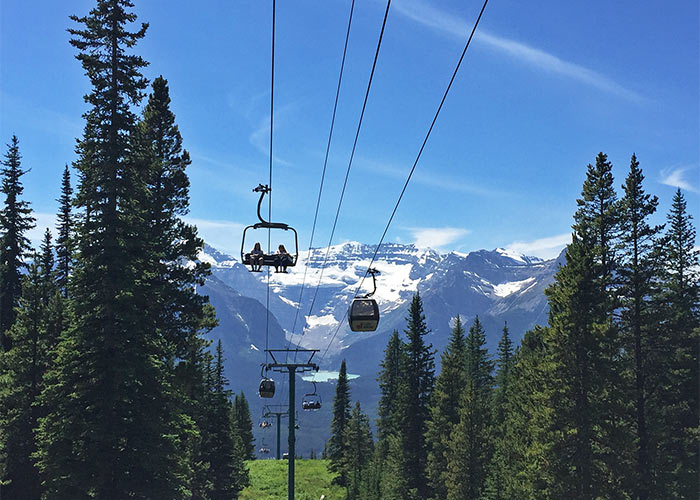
0, 1, 253, 498
0, 1, 697, 499
324, 153, 699, 500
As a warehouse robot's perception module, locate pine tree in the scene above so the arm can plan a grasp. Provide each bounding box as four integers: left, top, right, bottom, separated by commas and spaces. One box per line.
573, 151, 620, 281
0, 243, 59, 499
380, 434, 414, 500
618, 154, 663, 500
132, 75, 213, 360
543, 233, 634, 499
233, 391, 256, 460
445, 316, 494, 500
653, 189, 699, 497
0, 135, 35, 351
328, 359, 351, 485
34, 2, 194, 497
425, 315, 466, 499
496, 327, 553, 499
485, 322, 514, 500
493, 322, 513, 420
55, 165, 73, 297
202, 341, 249, 499
343, 401, 374, 500
398, 292, 435, 498
377, 330, 404, 441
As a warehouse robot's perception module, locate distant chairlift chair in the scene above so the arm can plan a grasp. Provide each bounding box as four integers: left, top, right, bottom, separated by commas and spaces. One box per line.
301, 381, 322, 411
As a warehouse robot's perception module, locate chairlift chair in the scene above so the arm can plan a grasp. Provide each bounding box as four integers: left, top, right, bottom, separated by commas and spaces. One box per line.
348, 268, 380, 332
241, 184, 299, 272
302, 381, 322, 411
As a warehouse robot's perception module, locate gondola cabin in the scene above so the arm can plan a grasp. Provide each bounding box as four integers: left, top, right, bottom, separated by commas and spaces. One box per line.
348, 298, 379, 332
259, 378, 275, 398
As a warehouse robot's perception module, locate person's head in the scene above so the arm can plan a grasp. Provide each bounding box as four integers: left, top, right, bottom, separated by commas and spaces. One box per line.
278, 244, 287, 253
254, 242, 262, 251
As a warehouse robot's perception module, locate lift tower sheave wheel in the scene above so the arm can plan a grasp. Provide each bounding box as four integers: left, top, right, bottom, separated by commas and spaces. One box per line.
264, 349, 319, 500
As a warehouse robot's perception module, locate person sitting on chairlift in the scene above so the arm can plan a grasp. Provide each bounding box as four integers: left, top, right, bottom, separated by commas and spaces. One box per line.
250, 242, 264, 271
275, 244, 292, 273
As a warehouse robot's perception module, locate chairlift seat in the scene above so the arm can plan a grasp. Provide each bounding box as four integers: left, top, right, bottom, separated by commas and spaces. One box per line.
302, 398, 322, 411
243, 252, 296, 269
348, 298, 380, 332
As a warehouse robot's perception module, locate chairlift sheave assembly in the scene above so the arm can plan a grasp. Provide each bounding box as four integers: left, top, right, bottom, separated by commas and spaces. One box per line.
348, 267, 381, 332
241, 184, 299, 273
301, 381, 322, 411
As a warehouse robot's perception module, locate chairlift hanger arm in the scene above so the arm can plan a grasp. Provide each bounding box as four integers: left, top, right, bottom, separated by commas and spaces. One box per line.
363, 267, 380, 298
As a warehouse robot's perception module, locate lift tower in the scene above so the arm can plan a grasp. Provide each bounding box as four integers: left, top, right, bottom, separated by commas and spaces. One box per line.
262, 404, 291, 460
264, 349, 319, 500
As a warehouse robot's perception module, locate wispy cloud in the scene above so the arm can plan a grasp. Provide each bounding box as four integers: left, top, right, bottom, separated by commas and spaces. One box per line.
660, 166, 699, 193
0, 90, 83, 143
391, 0, 643, 102
184, 217, 246, 255
248, 100, 304, 166
505, 233, 571, 260
360, 158, 503, 197
409, 226, 470, 249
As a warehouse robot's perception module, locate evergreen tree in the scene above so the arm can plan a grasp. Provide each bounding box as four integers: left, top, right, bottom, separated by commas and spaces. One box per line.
485, 322, 514, 500
653, 189, 699, 497
573, 151, 620, 281
132, 75, 213, 360
379, 434, 414, 500
202, 341, 249, 499
495, 327, 553, 499
328, 359, 351, 485
55, 165, 73, 297
543, 234, 634, 499
618, 154, 663, 500
493, 322, 513, 419
398, 293, 435, 498
233, 391, 256, 460
0, 244, 60, 499
0, 135, 35, 351
343, 401, 374, 500
34, 2, 195, 497
38, 230, 54, 291
137, 75, 219, 495
445, 316, 493, 500
425, 315, 466, 499
377, 330, 404, 441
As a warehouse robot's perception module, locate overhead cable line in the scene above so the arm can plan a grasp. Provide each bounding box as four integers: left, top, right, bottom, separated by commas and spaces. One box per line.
319, 0, 491, 364
295, 0, 393, 358
264, 0, 276, 365
287, 0, 357, 347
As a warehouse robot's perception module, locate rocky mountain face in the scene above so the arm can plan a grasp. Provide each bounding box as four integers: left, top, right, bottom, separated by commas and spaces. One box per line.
198, 242, 565, 456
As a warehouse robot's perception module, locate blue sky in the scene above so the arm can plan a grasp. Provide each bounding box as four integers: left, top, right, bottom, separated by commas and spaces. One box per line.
1, 0, 698, 258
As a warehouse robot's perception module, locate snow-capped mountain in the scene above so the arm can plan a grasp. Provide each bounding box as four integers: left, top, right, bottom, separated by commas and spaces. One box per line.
198, 241, 565, 456
200, 241, 563, 373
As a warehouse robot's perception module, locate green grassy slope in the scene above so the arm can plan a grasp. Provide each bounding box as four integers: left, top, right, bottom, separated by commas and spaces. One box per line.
240, 459, 346, 500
